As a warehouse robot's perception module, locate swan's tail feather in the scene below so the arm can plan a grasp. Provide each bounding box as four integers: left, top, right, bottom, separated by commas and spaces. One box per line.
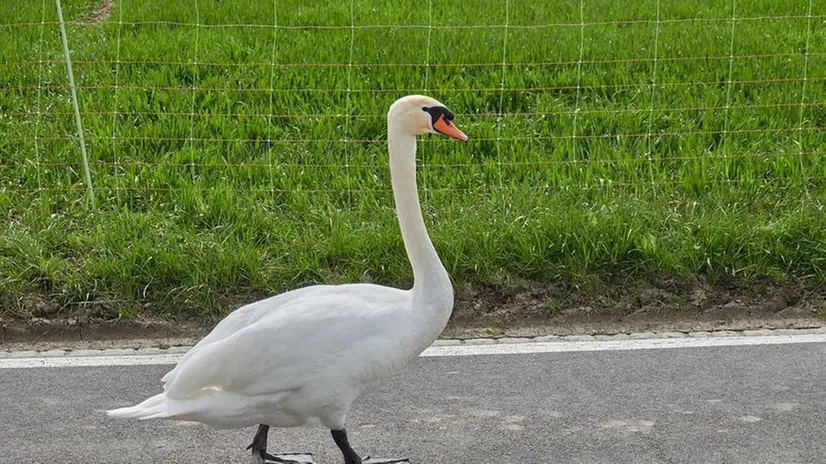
106, 391, 259, 429
106, 393, 169, 420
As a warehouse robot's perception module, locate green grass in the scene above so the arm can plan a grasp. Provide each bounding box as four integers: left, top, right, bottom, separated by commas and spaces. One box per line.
1, 0, 825, 318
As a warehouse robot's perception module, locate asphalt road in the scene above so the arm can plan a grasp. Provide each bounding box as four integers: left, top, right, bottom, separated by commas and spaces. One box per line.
1, 338, 825, 464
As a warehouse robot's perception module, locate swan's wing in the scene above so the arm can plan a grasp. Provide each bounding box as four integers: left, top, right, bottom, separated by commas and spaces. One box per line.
161, 285, 334, 383
162, 286, 407, 400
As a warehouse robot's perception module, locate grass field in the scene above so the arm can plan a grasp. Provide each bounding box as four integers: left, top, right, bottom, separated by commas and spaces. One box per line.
1, 0, 825, 319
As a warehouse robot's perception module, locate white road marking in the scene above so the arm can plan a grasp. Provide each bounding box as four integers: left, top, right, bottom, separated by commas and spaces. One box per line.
1, 332, 825, 369
424, 333, 826, 357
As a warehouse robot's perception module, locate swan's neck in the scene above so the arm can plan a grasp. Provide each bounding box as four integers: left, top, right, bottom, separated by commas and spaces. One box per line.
387, 124, 453, 323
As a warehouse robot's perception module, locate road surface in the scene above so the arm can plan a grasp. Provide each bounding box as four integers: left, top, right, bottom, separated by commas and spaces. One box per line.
1, 333, 825, 463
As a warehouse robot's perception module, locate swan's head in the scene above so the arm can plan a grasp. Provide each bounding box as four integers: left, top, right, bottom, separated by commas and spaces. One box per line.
388, 95, 468, 142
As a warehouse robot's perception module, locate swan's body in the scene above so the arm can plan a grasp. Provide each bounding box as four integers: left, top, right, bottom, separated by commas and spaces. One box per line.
112, 282, 446, 429
107, 95, 468, 464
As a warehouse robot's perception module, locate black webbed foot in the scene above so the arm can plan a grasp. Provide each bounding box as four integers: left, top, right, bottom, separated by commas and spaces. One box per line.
260, 452, 315, 464
248, 424, 314, 464
331, 429, 410, 464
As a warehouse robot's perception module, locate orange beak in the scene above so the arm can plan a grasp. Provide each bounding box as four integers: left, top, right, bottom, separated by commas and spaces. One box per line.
433, 115, 468, 142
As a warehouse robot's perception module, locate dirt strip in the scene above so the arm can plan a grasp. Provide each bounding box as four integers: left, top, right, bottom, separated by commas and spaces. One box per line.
3, 277, 824, 350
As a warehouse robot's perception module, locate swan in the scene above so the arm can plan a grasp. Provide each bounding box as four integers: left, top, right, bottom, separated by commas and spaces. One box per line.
107, 94, 469, 464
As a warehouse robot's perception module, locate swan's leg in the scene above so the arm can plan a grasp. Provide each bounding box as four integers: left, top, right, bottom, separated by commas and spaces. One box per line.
247, 424, 310, 464
331, 429, 362, 464
331, 429, 408, 464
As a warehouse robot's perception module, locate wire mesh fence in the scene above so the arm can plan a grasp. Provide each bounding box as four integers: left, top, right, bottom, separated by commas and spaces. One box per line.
2, 0, 825, 314
1, 0, 824, 207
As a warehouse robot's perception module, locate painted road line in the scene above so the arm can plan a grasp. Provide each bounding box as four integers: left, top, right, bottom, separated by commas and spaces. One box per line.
1, 332, 825, 369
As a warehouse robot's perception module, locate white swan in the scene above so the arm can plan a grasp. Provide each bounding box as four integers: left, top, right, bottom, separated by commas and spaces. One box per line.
107, 95, 468, 464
